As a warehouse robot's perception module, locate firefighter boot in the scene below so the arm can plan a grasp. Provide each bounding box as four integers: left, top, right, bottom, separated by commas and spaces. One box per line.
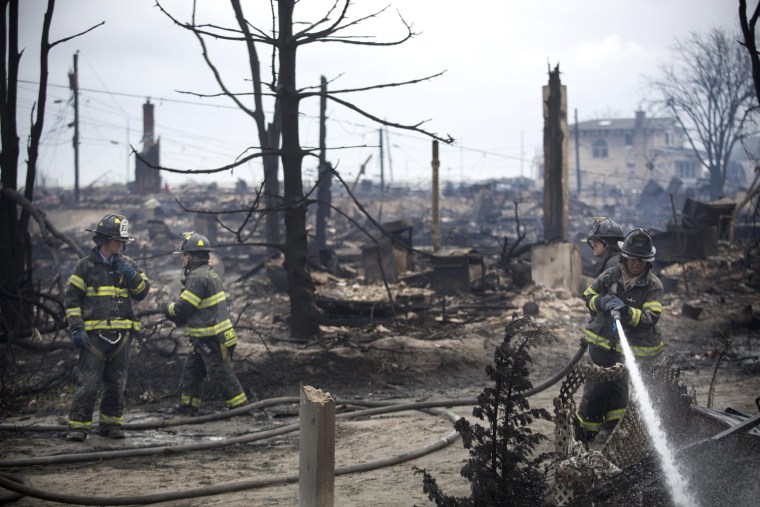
99, 425, 126, 439
573, 418, 597, 445
172, 403, 199, 417
66, 430, 87, 442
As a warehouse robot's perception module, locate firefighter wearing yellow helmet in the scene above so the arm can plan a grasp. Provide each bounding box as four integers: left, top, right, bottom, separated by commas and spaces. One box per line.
164, 232, 249, 415
64, 213, 151, 442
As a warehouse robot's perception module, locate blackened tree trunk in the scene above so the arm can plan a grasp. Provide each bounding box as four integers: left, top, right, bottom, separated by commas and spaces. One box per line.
230, 0, 282, 255
277, 0, 320, 339
1, 0, 35, 339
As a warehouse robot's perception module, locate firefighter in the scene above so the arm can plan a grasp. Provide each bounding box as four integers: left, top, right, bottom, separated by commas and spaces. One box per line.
576, 228, 664, 442
163, 232, 248, 415
583, 216, 625, 277
65, 213, 150, 441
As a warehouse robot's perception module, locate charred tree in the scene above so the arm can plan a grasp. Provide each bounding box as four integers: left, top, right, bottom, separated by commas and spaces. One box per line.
0, 0, 98, 340
156, 0, 452, 340
276, 2, 321, 338
542, 64, 568, 243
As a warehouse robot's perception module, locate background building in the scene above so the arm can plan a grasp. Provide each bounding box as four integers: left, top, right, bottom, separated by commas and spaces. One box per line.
569, 111, 702, 201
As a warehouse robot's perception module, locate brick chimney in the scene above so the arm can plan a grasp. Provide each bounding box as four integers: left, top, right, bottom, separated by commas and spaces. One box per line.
634, 110, 645, 132
143, 99, 155, 150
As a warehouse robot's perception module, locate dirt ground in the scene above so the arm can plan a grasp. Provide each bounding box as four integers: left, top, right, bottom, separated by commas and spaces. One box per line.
1, 243, 759, 506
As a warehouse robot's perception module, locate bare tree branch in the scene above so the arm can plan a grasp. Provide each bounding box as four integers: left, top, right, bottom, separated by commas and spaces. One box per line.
649, 28, 756, 199
326, 93, 453, 143
48, 21, 103, 49
132, 146, 279, 174
153, 1, 272, 44
300, 71, 446, 96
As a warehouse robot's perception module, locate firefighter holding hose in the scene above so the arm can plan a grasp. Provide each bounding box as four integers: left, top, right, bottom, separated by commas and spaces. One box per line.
576, 228, 665, 443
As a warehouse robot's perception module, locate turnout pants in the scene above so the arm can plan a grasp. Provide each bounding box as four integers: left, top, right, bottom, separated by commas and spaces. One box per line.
180, 337, 247, 410
576, 372, 628, 437
68, 331, 131, 432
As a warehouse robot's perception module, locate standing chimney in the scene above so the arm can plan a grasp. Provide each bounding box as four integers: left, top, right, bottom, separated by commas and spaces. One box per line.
143, 99, 155, 149
134, 99, 161, 193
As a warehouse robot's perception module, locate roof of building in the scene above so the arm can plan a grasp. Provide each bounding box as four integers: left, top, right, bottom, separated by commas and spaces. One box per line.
573, 116, 673, 132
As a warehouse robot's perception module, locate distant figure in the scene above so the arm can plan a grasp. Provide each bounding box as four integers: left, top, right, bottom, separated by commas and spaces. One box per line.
576, 228, 665, 443
163, 232, 248, 415
582, 216, 625, 277
64, 214, 151, 442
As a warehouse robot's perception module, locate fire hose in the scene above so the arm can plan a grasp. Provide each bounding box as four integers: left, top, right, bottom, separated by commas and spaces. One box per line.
0, 348, 588, 504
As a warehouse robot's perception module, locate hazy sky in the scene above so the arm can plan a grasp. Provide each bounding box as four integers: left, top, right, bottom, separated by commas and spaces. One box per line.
16, 0, 740, 190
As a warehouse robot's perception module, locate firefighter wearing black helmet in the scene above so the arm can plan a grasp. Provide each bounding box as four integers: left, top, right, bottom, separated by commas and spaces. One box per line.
164, 232, 248, 415
576, 228, 664, 443
64, 213, 151, 442
583, 217, 625, 277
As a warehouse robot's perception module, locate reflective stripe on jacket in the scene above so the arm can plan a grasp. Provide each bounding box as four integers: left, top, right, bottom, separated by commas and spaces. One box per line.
582, 265, 664, 358
167, 263, 237, 348
65, 248, 149, 332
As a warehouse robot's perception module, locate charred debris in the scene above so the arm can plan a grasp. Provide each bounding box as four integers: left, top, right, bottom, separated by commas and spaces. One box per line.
24, 178, 760, 331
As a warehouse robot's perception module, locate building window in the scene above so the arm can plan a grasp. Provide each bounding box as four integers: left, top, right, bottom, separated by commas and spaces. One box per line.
592, 139, 608, 158
675, 160, 696, 179
665, 132, 671, 146
625, 133, 633, 146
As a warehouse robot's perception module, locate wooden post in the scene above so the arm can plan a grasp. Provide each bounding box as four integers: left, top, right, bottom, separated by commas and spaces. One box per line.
542, 64, 569, 242
431, 140, 441, 252
299, 385, 335, 507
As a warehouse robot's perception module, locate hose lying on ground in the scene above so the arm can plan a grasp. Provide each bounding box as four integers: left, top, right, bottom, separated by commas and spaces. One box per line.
0, 346, 588, 504
0, 403, 460, 505
0, 345, 587, 435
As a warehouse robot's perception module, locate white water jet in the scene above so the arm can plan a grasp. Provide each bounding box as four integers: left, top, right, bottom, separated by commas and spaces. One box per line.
614, 317, 699, 507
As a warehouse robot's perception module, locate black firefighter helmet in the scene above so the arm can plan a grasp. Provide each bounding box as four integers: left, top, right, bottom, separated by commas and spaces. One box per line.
584, 217, 625, 247
175, 232, 212, 254
618, 228, 656, 262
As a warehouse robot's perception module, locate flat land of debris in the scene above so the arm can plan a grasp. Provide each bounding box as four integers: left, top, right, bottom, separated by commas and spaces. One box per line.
1, 195, 759, 506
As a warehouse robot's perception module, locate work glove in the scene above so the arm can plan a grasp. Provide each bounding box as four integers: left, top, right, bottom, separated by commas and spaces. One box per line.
602, 295, 626, 313
71, 327, 89, 349
594, 295, 612, 312
112, 255, 137, 279
163, 303, 185, 326
614, 305, 632, 321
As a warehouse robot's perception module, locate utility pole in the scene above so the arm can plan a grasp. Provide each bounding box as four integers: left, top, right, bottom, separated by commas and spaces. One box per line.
316, 76, 330, 255
431, 140, 441, 252
377, 129, 385, 223
68, 51, 80, 204
574, 108, 581, 195
378, 129, 385, 192
520, 130, 524, 178
125, 120, 130, 185
384, 126, 393, 190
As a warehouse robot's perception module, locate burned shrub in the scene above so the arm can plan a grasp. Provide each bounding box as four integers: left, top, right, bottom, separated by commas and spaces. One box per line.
415, 317, 554, 506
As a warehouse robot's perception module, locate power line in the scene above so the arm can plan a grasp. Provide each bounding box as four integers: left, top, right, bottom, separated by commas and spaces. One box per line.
18, 79, 243, 110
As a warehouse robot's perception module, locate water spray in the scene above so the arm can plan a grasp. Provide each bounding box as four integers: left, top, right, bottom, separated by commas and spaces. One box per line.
611, 309, 699, 507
